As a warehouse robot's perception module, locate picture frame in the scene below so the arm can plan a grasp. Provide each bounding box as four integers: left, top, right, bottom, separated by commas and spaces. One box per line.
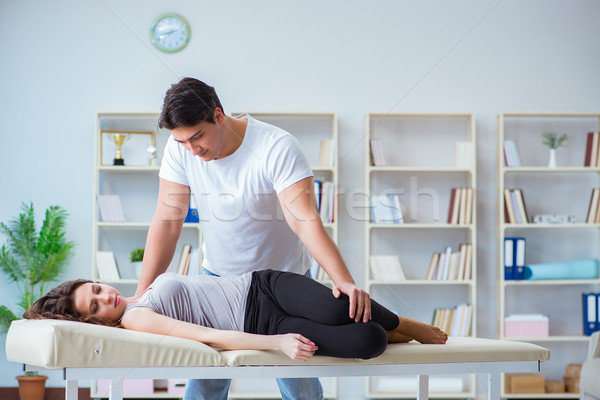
100, 130, 157, 166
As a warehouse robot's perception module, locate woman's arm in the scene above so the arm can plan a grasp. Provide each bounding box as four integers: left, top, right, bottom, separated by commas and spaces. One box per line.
278, 176, 372, 322
136, 179, 190, 296
121, 307, 318, 361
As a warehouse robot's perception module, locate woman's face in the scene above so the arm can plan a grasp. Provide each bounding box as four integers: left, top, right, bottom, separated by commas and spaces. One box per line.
73, 282, 127, 321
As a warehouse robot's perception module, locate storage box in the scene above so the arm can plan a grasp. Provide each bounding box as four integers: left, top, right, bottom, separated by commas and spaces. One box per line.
504, 314, 549, 338
505, 374, 545, 394
96, 379, 154, 396
168, 379, 187, 395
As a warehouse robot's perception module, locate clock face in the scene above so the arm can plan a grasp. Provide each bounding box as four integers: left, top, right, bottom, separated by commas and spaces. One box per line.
150, 14, 190, 53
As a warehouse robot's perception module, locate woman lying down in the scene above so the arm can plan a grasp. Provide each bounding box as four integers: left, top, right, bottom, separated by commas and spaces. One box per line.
24, 269, 447, 361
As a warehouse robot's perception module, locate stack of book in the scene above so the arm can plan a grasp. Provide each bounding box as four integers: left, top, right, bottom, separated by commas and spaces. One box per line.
455, 141, 474, 169
586, 188, 600, 223
447, 187, 473, 225
426, 244, 473, 281
431, 303, 472, 337
314, 180, 336, 223
503, 237, 526, 280
176, 245, 200, 276
369, 255, 406, 281
583, 292, 600, 336
584, 132, 600, 167
504, 314, 549, 338
370, 138, 386, 166
318, 139, 335, 167
97, 194, 126, 222
503, 188, 529, 224
95, 251, 121, 281
503, 140, 522, 167
370, 194, 404, 224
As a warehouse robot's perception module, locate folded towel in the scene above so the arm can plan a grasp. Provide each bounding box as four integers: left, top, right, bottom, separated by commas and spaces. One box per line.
524, 259, 599, 280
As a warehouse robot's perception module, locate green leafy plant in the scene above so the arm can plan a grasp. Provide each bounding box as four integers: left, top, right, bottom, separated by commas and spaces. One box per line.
130, 248, 144, 263
542, 131, 568, 149
0, 202, 75, 334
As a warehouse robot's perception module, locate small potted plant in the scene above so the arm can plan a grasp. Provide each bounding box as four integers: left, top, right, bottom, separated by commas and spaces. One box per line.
0, 202, 75, 400
542, 131, 568, 168
130, 247, 145, 278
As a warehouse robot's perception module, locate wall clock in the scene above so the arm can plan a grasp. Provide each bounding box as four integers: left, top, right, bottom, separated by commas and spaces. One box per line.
150, 13, 191, 53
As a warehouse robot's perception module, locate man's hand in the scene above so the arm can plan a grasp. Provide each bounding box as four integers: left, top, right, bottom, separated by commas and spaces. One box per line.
332, 282, 372, 323
276, 334, 318, 361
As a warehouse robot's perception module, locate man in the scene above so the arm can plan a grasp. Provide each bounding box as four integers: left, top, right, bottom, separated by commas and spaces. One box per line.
136, 78, 370, 400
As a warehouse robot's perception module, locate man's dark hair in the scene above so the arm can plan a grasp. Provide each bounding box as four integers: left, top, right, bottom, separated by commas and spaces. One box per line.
159, 78, 224, 130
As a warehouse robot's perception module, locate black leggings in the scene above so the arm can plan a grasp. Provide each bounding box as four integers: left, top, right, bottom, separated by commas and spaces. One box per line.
243, 269, 399, 359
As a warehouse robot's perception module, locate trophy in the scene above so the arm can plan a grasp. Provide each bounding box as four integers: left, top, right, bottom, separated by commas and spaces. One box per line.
110, 134, 130, 165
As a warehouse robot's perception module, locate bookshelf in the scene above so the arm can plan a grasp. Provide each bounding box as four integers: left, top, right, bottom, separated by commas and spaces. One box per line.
497, 112, 600, 399
227, 111, 338, 399
364, 113, 477, 399
92, 112, 204, 398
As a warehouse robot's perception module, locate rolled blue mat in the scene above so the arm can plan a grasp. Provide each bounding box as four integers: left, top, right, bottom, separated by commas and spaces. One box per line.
523, 259, 599, 280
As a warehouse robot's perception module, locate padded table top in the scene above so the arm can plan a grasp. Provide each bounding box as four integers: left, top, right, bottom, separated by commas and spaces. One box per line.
5, 319, 550, 369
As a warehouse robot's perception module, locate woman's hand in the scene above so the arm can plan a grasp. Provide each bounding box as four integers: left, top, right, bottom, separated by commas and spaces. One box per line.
276, 333, 318, 361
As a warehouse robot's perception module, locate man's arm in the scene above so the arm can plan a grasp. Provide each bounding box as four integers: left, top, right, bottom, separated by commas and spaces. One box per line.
278, 176, 371, 322
135, 178, 190, 295
122, 307, 317, 361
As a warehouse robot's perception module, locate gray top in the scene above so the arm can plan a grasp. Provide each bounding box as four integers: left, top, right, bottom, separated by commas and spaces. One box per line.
124, 272, 252, 331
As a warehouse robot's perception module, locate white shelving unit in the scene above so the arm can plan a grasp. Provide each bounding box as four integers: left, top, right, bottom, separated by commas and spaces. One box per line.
364, 113, 477, 399
227, 111, 339, 399
497, 112, 600, 399
92, 112, 202, 399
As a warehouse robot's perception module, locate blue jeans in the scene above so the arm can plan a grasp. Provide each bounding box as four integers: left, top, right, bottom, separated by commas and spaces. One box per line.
183, 268, 324, 400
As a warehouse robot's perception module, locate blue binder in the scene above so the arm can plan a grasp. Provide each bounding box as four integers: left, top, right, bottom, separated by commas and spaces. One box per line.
583, 292, 600, 336
504, 238, 514, 280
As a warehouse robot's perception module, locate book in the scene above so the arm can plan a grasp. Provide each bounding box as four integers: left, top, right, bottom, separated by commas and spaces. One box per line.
586, 188, 600, 224
585, 132, 594, 167
176, 244, 192, 275
371, 194, 403, 224
455, 142, 474, 169
426, 252, 440, 280
457, 244, 467, 281
432, 303, 472, 337
503, 140, 522, 167
95, 251, 121, 281
458, 188, 467, 225
97, 194, 126, 222
504, 238, 514, 280
509, 189, 529, 224
369, 255, 406, 280
448, 188, 461, 224
504, 188, 516, 224
583, 292, 600, 336
591, 132, 600, 167
370, 138, 386, 166
514, 237, 526, 279
464, 187, 474, 225
463, 243, 473, 280
318, 139, 335, 167
187, 248, 201, 276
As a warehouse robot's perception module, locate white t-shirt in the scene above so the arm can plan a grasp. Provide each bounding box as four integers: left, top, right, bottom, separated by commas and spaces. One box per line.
159, 114, 314, 276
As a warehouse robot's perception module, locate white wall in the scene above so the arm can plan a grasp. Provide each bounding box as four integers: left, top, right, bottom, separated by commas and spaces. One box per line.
1, 0, 599, 397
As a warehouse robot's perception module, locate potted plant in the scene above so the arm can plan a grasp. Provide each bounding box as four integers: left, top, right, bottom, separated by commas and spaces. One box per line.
542, 131, 568, 168
130, 247, 144, 278
0, 202, 75, 400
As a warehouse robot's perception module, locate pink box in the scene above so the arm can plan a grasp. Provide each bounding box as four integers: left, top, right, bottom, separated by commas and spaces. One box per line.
504, 316, 549, 338
168, 379, 187, 395
96, 379, 154, 395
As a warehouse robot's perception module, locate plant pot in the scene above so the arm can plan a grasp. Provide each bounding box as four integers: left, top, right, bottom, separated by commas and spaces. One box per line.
548, 148, 557, 168
132, 261, 143, 278
16, 375, 47, 400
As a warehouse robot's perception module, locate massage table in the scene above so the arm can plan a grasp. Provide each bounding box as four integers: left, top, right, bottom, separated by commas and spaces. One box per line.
6, 319, 550, 400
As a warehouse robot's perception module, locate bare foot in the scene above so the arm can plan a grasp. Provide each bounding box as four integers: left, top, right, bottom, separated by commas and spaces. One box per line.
386, 331, 413, 343
395, 315, 447, 344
